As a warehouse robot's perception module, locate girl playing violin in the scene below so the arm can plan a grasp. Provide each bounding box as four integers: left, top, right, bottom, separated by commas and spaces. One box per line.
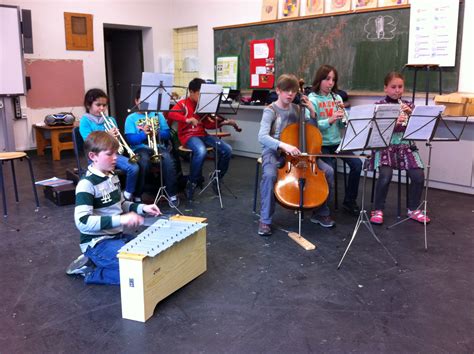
369, 71, 429, 225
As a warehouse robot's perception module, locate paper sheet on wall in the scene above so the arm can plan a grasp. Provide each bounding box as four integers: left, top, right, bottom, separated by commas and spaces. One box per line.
403, 105, 445, 140
251, 74, 260, 87
254, 43, 269, 59
255, 66, 267, 74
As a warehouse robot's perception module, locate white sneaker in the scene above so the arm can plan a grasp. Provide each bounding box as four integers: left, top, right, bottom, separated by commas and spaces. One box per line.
65, 254, 92, 275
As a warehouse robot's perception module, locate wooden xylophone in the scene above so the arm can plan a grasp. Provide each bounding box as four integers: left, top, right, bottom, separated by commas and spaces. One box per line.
118, 215, 207, 322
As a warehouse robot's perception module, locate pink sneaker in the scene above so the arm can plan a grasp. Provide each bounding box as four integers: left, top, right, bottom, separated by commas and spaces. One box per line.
408, 209, 431, 224
370, 210, 384, 225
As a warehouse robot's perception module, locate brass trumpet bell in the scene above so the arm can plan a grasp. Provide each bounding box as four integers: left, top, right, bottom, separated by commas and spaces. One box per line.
150, 154, 161, 164
129, 154, 141, 164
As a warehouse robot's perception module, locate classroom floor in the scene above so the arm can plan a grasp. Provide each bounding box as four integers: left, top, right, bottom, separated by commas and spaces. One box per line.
1, 151, 473, 353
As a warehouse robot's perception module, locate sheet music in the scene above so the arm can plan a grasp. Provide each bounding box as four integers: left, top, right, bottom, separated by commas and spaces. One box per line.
196, 84, 223, 114
140, 72, 173, 111
403, 105, 445, 140
338, 105, 374, 151
367, 104, 399, 148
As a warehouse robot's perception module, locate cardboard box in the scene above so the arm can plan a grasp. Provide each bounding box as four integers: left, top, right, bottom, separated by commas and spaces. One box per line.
44, 184, 76, 206
434, 93, 468, 116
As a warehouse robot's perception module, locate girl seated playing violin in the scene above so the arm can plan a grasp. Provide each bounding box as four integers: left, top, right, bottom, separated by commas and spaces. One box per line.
257, 74, 335, 237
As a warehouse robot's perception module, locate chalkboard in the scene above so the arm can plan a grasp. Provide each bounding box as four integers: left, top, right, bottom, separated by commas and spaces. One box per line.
214, 5, 464, 93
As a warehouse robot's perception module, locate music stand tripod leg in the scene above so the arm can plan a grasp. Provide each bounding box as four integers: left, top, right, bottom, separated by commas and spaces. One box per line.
338, 167, 398, 269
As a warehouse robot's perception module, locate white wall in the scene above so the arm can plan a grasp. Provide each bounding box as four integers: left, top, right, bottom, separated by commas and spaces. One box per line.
6, 0, 474, 151
7, 0, 171, 150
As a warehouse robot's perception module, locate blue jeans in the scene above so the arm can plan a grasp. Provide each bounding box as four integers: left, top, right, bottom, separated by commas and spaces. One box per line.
185, 135, 232, 184
84, 234, 134, 285
321, 145, 362, 203
259, 151, 334, 225
115, 155, 139, 195
135, 146, 178, 197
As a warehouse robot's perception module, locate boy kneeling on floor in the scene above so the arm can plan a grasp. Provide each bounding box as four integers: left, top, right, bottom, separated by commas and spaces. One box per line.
66, 131, 161, 285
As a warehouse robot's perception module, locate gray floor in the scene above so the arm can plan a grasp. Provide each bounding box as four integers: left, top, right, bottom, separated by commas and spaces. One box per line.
1, 151, 473, 353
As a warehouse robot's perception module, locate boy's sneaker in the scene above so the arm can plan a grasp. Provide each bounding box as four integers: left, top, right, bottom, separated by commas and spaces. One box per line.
370, 210, 384, 225
66, 254, 93, 276
342, 200, 360, 216
310, 214, 335, 228
169, 195, 180, 208
258, 222, 272, 237
407, 209, 430, 224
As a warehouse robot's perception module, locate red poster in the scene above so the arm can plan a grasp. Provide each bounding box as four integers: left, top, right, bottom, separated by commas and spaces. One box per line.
249, 38, 275, 89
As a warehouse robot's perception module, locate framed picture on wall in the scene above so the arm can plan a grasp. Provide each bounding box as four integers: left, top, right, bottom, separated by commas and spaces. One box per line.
261, 0, 278, 21
279, 0, 300, 19
64, 12, 93, 51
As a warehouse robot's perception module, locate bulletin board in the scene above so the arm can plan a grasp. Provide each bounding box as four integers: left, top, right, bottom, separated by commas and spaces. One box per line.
249, 38, 275, 89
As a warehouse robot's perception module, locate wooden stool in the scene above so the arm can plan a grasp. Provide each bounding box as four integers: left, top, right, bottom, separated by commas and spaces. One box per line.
208, 131, 231, 139
0, 152, 40, 217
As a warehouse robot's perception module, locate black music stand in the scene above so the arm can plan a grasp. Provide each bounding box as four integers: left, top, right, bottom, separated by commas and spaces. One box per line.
195, 84, 236, 209
386, 105, 467, 250
127, 73, 186, 214
337, 104, 400, 269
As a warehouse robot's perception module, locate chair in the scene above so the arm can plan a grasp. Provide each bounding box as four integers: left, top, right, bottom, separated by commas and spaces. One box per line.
72, 127, 86, 177
0, 152, 40, 217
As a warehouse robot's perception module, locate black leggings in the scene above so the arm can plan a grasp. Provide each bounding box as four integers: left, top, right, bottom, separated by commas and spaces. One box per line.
374, 166, 424, 211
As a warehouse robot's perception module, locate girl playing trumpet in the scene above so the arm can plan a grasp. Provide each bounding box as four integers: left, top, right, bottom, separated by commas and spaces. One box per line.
80, 88, 139, 202
124, 89, 180, 206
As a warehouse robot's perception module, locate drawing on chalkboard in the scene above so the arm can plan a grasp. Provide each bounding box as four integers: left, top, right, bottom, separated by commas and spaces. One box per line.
365, 15, 396, 40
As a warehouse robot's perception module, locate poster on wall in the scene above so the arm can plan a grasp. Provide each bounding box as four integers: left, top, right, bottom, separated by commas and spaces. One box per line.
261, 0, 278, 21
408, 0, 459, 66
250, 39, 275, 89
354, 0, 378, 11
378, 0, 408, 6
328, 0, 351, 13
216, 56, 239, 89
302, 0, 324, 16
279, 0, 300, 19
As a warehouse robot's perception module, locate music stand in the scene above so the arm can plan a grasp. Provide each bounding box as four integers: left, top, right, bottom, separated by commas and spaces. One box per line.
337, 104, 400, 269
386, 105, 466, 250
127, 73, 186, 214
195, 84, 236, 209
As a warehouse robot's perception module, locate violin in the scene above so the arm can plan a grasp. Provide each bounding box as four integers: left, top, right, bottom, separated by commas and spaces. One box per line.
274, 105, 329, 210
205, 114, 242, 132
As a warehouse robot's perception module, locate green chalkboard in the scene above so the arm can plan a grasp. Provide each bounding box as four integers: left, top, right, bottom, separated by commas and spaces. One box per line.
214, 5, 463, 93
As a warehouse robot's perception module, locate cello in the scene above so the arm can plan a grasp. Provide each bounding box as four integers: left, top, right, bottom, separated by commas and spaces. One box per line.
274, 105, 329, 210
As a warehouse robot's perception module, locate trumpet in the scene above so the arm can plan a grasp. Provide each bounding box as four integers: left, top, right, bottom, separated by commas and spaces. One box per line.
100, 112, 140, 164
398, 99, 409, 127
145, 112, 161, 164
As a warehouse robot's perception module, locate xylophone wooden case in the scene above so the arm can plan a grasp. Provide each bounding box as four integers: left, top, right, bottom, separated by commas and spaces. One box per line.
118, 215, 207, 322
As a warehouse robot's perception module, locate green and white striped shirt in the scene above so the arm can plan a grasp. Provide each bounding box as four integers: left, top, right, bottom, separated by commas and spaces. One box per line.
74, 165, 144, 252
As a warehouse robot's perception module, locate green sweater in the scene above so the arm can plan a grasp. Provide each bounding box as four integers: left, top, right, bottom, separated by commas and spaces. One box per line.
307, 92, 345, 146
